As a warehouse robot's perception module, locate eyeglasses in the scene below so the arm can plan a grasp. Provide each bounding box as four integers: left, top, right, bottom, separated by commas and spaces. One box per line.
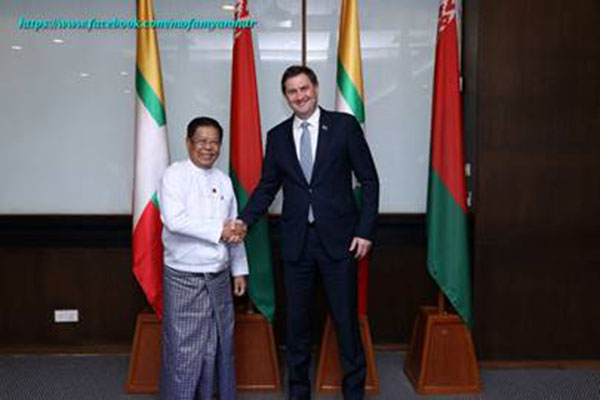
190, 138, 221, 148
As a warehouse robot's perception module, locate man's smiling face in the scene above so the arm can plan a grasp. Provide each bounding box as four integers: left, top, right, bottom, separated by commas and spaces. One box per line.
283, 72, 319, 120
186, 125, 221, 169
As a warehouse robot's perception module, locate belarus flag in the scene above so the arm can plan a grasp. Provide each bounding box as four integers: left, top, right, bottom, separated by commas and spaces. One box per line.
426, 0, 473, 328
229, 0, 276, 323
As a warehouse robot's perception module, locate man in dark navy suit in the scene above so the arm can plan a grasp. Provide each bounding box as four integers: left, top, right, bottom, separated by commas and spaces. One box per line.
239, 65, 379, 400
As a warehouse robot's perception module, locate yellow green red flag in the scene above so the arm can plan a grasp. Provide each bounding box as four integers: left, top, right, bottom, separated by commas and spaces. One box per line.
132, 0, 169, 319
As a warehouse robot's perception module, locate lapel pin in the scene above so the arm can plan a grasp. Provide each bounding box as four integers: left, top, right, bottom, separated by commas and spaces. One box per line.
322, 124, 328, 131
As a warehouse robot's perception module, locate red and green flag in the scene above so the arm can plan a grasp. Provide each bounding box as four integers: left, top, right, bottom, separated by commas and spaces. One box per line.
132, 0, 169, 320
427, 0, 473, 328
229, 0, 275, 322
335, 0, 369, 316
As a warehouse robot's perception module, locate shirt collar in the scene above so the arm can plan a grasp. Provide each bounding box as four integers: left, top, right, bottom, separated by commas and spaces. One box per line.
187, 159, 215, 176
293, 106, 321, 130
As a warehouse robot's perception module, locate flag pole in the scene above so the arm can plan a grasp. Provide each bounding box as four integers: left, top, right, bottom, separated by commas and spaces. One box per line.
301, 0, 307, 65
437, 291, 446, 314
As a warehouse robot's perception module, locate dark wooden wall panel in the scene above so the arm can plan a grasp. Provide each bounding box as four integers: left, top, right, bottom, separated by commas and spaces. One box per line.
0, 215, 434, 351
466, 0, 600, 359
0, 216, 146, 350
368, 216, 436, 343
475, 241, 600, 359
0, 247, 146, 348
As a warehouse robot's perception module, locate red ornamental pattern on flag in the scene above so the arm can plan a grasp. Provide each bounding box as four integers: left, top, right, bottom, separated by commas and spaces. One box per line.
438, 0, 457, 33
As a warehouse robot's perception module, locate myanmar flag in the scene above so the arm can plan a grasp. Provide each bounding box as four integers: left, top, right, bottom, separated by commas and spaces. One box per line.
335, 0, 369, 316
132, 0, 169, 320
427, 0, 473, 328
229, 0, 275, 322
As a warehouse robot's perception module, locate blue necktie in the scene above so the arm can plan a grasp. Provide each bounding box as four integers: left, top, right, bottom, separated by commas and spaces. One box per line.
300, 121, 314, 222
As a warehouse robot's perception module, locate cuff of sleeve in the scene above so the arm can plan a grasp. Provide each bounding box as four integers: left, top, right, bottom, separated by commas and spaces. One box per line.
230, 252, 249, 277
231, 267, 249, 277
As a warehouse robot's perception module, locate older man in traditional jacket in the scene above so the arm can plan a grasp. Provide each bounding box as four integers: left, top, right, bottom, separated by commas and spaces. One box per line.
159, 116, 248, 400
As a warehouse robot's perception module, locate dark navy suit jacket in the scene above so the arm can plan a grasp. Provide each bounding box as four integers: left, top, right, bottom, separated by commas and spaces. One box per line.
240, 108, 379, 262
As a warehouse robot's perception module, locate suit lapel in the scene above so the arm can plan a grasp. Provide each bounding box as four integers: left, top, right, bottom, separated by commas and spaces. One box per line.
311, 108, 332, 184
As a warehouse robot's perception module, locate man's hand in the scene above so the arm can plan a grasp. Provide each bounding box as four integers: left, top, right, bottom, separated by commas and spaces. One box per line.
349, 237, 372, 260
231, 219, 247, 242
233, 276, 247, 297
221, 219, 247, 244
221, 219, 235, 243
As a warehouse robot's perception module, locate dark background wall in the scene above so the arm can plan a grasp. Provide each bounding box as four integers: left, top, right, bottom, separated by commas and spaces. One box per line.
0, 215, 435, 351
464, 0, 600, 359
2, 0, 600, 360
0, 217, 144, 351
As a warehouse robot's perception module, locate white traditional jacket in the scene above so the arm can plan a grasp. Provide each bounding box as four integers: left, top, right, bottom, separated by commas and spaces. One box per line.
159, 159, 248, 276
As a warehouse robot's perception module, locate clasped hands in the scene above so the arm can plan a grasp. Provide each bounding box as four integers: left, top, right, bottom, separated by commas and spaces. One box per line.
221, 219, 247, 244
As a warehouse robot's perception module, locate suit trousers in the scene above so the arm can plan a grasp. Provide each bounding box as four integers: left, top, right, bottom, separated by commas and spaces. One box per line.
284, 225, 366, 400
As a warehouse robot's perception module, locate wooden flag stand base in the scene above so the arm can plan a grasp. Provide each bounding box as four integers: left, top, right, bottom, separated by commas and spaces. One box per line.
125, 311, 161, 393
235, 311, 282, 392
315, 314, 379, 395
403, 294, 481, 395
125, 310, 282, 394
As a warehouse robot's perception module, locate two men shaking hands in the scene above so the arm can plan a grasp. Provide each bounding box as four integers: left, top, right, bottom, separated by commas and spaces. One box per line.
220, 219, 247, 244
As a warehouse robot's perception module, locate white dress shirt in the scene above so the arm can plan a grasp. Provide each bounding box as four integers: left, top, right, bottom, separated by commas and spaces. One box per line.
292, 107, 320, 161
159, 159, 248, 276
